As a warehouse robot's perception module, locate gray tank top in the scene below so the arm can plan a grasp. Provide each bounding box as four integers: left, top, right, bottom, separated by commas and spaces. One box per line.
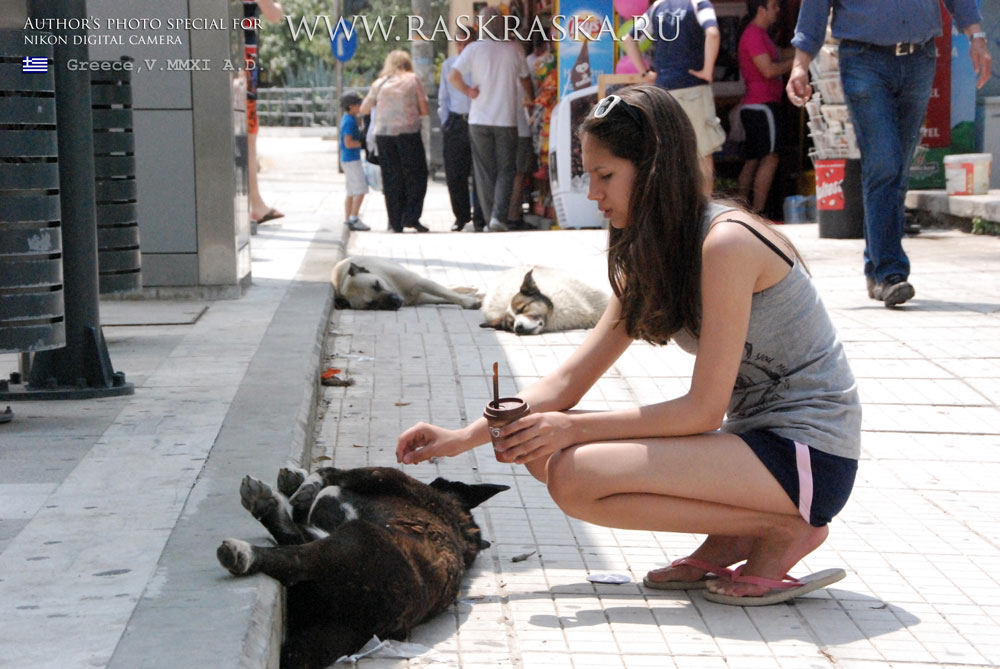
672, 203, 861, 459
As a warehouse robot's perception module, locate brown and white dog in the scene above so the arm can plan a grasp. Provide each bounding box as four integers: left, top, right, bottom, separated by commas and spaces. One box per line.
331, 256, 481, 310
480, 266, 609, 335
216, 466, 507, 669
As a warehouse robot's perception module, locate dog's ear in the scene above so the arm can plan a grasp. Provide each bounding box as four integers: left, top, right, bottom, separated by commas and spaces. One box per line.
519, 269, 540, 296
430, 478, 509, 509
334, 293, 352, 309
347, 262, 370, 277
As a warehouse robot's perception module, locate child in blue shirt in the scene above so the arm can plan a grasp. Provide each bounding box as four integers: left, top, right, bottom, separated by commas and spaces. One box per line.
340, 92, 370, 231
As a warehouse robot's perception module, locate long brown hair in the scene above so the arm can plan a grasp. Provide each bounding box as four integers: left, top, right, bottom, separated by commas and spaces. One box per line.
580, 85, 705, 345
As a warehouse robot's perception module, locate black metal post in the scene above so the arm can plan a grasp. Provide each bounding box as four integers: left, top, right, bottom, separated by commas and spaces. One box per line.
4, 0, 133, 400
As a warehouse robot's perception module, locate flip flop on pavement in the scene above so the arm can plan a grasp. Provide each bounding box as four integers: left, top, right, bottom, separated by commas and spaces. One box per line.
701, 567, 846, 606
642, 557, 736, 591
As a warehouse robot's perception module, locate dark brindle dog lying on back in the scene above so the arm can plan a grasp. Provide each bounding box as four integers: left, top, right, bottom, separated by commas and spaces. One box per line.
216, 466, 507, 669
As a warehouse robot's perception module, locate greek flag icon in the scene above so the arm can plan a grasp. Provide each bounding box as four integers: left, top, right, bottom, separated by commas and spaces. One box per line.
22, 56, 48, 73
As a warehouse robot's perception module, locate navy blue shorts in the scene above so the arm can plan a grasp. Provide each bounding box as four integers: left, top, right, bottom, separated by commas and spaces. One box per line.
737, 429, 857, 527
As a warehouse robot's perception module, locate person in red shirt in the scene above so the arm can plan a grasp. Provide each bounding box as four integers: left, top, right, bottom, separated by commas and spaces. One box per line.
736, 0, 792, 215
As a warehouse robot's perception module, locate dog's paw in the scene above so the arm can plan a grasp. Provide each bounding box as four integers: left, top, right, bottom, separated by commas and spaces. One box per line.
288, 474, 324, 518
240, 476, 278, 518
217, 538, 255, 575
453, 287, 484, 309
277, 467, 308, 496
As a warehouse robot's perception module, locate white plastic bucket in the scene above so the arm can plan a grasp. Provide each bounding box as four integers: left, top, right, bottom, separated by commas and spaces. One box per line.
944, 153, 992, 195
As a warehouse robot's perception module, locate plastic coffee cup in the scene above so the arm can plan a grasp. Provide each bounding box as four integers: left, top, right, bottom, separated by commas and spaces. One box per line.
483, 397, 529, 462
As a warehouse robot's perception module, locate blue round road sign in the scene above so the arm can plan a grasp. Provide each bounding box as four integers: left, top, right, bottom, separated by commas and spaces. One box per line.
331, 22, 358, 62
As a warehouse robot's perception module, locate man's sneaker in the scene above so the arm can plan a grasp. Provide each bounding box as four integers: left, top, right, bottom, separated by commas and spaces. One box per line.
872, 274, 915, 308
866, 276, 876, 300
346, 218, 370, 231
487, 218, 508, 232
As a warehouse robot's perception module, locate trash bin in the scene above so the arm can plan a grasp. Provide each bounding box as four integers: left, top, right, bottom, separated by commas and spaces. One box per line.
0, 32, 66, 354
815, 158, 864, 239
90, 59, 141, 294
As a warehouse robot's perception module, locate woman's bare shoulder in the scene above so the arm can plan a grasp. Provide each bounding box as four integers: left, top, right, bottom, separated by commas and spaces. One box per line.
704, 211, 758, 249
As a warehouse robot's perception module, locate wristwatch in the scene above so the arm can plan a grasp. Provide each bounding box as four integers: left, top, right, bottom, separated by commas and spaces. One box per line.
971, 31, 987, 41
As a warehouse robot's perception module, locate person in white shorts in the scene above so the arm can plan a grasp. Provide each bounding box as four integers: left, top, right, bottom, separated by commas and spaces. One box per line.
622, 0, 727, 194
339, 92, 370, 231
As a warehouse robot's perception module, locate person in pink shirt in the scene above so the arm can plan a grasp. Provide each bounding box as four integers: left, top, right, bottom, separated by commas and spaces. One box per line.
737, 0, 793, 215
361, 50, 431, 233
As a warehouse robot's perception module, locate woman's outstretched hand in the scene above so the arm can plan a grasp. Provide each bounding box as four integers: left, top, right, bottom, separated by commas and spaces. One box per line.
495, 411, 576, 464
396, 422, 467, 465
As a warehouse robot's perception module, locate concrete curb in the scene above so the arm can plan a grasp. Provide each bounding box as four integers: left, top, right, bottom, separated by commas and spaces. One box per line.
905, 188, 1000, 223
107, 222, 348, 669
236, 222, 350, 669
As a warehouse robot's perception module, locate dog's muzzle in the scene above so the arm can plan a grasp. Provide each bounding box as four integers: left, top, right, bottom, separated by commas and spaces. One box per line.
366, 293, 404, 310
513, 319, 544, 335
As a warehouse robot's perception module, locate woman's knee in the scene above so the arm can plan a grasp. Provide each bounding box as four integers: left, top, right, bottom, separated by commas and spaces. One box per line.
544, 450, 590, 518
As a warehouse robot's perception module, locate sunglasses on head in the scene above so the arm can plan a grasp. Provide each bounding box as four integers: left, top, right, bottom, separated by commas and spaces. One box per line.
593, 94, 643, 126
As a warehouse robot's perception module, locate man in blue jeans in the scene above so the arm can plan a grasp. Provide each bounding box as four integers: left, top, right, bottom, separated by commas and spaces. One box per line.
787, 0, 991, 308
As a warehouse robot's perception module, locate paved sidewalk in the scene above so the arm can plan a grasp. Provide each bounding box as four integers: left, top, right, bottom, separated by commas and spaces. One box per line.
0, 130, 345, 668
1, 128, 999, 668
322, 163, 1000, 666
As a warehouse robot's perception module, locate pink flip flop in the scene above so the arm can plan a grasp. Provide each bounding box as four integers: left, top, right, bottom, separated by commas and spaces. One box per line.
702, 566, 846, 606
642, 557, 736, 591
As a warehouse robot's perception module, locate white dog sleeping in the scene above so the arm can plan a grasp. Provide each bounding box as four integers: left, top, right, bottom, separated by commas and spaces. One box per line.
480, 266, 609, 335
331, 256, 481, 310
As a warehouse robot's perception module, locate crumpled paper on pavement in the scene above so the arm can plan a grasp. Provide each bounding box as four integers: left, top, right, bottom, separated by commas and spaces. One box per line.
335, 635, 438, 663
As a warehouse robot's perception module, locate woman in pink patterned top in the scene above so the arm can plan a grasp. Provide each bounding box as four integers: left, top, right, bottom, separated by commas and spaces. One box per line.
736, 0, 793, 215
361, 51, 431, 232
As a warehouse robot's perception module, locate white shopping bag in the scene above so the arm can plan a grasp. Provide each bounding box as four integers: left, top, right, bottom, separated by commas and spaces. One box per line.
364, 161, 382, 192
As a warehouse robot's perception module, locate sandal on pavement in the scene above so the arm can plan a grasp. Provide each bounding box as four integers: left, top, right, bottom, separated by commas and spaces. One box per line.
701, 566, 846, 606
642, 557, 735, 591
256, 208, 284, 224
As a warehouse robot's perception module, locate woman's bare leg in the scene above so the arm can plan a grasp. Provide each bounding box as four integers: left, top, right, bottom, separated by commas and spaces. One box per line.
707, 524, 829, 597
644, 534, 753, 585
752, 153, 780, 214
523, 456, 548, 483
248, 133, 274, 220
700, 154, 715, 195
524, 451, 753, 586
737, 159, 758, 207
542, 433, 826, 592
